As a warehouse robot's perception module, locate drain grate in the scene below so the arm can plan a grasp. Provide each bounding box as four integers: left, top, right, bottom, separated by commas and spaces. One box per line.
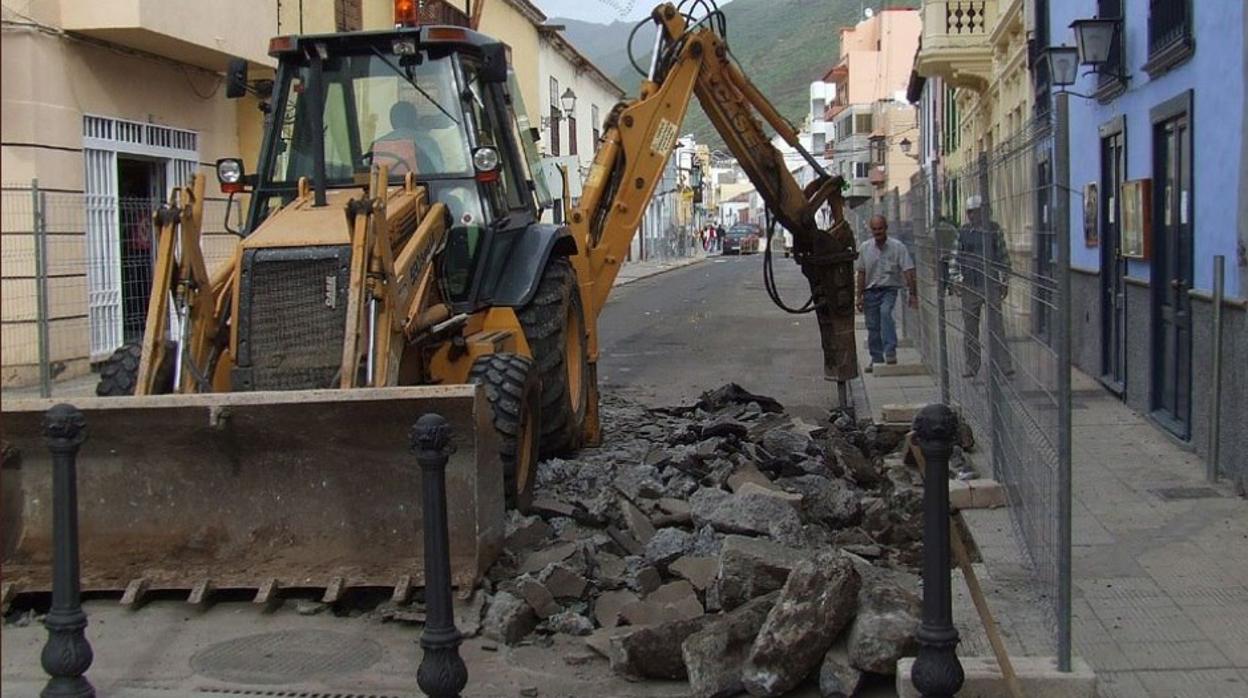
190, 630, 383, 685
1150, 486, 1224, 501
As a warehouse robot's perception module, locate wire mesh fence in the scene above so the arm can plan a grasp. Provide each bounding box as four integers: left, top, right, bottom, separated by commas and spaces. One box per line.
850, 114, 1072, 666
2, 181, 238, 398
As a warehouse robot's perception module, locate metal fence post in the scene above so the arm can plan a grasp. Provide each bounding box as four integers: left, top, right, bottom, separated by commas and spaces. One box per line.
33, 178, 52, 399
978, 153, 1004, 482
1208, 255, 1225, 483
911, 403, 964, 698
40, 404, 95, 698
1054, 89, 1074, 674
934, 175, 951, 405
410, 413, 468, 698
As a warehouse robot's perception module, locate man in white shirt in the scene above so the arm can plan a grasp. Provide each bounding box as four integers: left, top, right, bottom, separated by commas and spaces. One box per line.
855, 215, 917, 371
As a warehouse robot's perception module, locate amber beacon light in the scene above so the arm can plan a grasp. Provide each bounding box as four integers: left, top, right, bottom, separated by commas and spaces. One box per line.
395, 0, 419, 28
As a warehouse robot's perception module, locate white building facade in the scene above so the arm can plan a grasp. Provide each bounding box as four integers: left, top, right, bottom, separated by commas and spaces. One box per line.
536, 27, 626, 224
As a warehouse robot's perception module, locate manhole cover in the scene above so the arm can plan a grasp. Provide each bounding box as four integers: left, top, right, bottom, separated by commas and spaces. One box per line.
1150, 486, 1224, 501
191, 630, 383, 684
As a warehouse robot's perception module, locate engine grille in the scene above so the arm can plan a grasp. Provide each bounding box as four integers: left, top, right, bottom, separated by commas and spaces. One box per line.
236, 246, 351, 391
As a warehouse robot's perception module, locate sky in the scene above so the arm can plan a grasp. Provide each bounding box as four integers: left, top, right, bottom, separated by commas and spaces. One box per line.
533, 0, 734, 23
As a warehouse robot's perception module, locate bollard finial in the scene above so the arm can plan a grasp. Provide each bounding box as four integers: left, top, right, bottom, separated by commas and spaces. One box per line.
912, 403, 958, 445
42, 404, 87, 449
409, 412, 454, 459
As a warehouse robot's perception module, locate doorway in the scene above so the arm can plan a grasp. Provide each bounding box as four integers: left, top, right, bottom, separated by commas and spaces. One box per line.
117, 158, 163, 343
1150, 97, 1193, 439
1099, 123, 1127, 393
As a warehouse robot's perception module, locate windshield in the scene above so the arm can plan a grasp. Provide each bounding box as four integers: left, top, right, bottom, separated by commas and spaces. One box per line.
266, 49, 473, 186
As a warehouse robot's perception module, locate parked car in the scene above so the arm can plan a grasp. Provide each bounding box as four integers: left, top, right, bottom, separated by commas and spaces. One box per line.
723, 224, 761, 255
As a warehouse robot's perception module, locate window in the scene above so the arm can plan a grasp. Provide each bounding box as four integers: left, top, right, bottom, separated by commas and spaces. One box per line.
1144, 0, 1193, 76
549, 105, 561, 156
853, 113, 873, 134
548, 77, 560, 155
568, 115, 578, 156
592, 104, 601, 153
853, 161, 871, 178
1095, 0, 1126, 98
812, 132, 826, 153
1031, 0, 1051, 116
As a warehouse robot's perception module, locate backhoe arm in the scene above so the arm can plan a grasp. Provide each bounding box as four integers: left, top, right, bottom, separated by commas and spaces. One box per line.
568, 2, 859, 384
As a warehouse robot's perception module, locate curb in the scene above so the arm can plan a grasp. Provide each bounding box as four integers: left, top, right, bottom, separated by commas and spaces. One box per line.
614, 257, 707, 287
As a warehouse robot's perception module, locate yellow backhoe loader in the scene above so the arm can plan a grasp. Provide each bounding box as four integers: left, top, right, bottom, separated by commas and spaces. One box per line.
1, 0, 857, 605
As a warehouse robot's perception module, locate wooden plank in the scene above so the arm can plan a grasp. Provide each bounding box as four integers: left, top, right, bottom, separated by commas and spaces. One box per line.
120, 577, 151, 608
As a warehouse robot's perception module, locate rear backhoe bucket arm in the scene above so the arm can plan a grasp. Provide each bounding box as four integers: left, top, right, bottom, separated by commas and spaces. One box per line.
569, 2, 859, 382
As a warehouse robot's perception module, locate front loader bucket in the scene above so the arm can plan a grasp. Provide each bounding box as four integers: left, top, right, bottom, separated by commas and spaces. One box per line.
1, 386, 504, 601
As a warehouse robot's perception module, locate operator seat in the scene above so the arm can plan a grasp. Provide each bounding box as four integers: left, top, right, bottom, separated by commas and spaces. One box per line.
371, 101, 443, 175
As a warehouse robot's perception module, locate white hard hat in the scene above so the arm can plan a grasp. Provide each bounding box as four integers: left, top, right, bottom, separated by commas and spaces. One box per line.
966, 195, 983, 210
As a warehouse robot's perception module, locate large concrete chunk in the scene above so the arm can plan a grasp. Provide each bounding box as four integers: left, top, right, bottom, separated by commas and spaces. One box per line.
682, 592, 779, 698
717, 535, 805, 611
609, 614, 717, 679
483, 591, 538, 645
819, 640, 864, 698
848, 581, 920, 674
742, 552, 861, 697
690, 489, 804, 545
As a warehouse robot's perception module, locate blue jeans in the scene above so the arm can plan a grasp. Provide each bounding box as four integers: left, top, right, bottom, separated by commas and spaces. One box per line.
864, 287, 899, 362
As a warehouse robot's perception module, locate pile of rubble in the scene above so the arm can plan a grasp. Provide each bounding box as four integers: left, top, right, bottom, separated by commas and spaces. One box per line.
475, 384, 949, 697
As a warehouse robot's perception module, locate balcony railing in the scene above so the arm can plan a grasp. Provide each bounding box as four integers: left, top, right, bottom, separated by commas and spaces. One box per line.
915, 0, 998, 90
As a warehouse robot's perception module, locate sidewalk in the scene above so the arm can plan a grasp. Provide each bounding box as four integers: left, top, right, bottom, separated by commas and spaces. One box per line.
853, 320, 1248, 697
614, 253, 706, 286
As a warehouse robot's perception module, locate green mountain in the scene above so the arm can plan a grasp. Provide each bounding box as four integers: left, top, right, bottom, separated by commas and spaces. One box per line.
554, 0, 916, 147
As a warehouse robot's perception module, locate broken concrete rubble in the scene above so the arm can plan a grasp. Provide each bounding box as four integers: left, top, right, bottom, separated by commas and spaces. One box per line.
818, 640, 864, 698
479, 385, 929, 685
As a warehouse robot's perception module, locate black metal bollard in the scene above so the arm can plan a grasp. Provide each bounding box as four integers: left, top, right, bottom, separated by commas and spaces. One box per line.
410, 413, 468, 698
910, 403, 964, 698
40, 404, 95, 698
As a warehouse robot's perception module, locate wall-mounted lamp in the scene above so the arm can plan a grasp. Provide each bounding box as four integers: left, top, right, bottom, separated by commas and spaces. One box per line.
1044, 45, 1080, 89
1070, 17, 1130, 81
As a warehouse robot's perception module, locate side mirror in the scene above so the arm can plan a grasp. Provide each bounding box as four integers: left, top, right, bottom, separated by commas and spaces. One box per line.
480, 42, 508, 83
225, 58, 249, 99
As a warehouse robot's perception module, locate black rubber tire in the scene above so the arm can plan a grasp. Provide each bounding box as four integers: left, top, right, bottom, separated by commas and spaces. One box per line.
517, 256, 589, 456
95, 341, 175, 396
469, 353, 540, 511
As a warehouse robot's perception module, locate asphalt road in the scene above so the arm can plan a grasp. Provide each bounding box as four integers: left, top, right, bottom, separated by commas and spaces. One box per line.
599, 253, 845, 423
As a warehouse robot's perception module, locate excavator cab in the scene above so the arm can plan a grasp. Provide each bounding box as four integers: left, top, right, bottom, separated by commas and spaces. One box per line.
242, 27, 553, 317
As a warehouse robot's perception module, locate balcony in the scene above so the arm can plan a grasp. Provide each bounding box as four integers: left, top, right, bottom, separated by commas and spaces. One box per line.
914, 0, 997, 91
60, 0, 275, 70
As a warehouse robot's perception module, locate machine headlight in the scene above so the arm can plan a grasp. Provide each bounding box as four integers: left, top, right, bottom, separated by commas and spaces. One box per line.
472, 147, 500, 173
216, 158, 244, 184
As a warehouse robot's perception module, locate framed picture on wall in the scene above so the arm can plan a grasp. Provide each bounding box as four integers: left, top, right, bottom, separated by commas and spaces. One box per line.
1120, 179, 1152, 259
1083, 182, 1099, 247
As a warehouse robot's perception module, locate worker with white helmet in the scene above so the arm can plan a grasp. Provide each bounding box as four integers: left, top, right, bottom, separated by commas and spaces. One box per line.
957, 194, 1013, 378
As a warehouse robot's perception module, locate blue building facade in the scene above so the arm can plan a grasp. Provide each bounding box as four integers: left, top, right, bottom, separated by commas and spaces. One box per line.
1044, 0, 1245, 473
